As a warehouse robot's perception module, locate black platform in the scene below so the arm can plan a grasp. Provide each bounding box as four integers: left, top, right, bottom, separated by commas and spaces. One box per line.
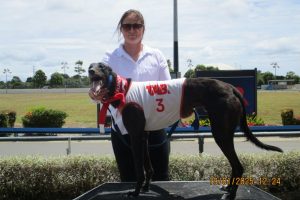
73, 181, 281, 200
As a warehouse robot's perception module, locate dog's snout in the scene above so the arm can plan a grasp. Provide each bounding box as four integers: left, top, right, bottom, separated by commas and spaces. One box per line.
88, 69, 95, 76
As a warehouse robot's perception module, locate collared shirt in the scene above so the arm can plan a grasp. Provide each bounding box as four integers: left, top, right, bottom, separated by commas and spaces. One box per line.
102, 44, 171, 81
102, 44, 171, 134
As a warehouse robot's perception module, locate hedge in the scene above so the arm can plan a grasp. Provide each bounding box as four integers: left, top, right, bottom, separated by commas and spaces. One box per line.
0, 152, 299, 200
0, 110, 16, 128
22, 107, 67, 128
0, 110, 16, 137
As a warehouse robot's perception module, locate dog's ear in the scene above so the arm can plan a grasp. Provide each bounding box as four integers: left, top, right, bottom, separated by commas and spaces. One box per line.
98, 62, 113, 74
92, 62, 112, 73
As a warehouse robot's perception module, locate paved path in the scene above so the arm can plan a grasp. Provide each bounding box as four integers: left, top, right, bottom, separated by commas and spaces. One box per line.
0, 137, 299, 157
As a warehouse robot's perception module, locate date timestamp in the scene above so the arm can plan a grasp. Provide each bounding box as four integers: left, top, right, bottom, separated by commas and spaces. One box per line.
210, 176, 281, 186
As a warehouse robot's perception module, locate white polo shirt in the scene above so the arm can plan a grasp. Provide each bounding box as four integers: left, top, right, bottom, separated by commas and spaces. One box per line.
102, 44, 171, 134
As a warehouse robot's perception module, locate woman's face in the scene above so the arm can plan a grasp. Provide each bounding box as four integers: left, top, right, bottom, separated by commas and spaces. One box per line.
121, 13, 144, 45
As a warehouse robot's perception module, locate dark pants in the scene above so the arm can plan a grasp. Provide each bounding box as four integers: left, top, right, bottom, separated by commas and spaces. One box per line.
111, 128, 170, 182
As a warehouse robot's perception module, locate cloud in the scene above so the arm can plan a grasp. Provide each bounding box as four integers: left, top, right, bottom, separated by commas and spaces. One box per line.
0, 47, 46, 63
44, 0, 85, 12
0, 0, 300, 81
254, 37, 300, 55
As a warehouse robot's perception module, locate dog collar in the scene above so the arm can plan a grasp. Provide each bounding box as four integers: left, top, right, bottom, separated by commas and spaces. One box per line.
107, 74, 113, 88
98, 75, 129, 133
115, 75, 129, 94
99, 94, 125, 133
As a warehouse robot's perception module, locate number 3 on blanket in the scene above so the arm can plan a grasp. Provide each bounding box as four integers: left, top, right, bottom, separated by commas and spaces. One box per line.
156, 98, 165, 112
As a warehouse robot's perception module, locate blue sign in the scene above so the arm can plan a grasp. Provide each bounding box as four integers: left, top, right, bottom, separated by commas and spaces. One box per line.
196, 69, 257, 115
214, 77, 255, 114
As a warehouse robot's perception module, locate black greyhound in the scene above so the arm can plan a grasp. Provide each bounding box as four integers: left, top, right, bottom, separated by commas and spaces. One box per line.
88, 62, 283, 200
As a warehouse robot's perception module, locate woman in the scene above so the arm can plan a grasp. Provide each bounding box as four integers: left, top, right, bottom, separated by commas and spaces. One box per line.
102, 9, 171, 182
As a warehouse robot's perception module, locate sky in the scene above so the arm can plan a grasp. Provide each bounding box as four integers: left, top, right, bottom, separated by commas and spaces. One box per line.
0, 0, 300, 82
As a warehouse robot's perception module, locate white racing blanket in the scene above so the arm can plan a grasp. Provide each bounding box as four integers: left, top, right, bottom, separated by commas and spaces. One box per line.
120, 78, 186, 131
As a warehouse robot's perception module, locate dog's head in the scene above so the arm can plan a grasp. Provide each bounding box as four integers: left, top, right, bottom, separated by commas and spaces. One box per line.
88, 62, 117, 103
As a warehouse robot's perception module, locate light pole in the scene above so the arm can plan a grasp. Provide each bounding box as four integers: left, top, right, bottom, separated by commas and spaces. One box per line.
187, 59, 193, 69
3, 68, 11, 94
32, 65, 36, 77
61, 62, 69, 94
173, 0, 179, 77
271, 62, 279, 79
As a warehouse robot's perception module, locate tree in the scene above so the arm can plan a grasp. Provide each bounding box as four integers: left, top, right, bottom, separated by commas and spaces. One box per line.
184, 69, 196, 78
10, 76, 22, 88
74, 60, 85, 77
25, 77, 33, 88
81, 76, 90, 86
32, 70, 47, 88
26, 77, 33, 83
184, 64, 219, 78
49, 72, 64, 88
61, 73, 70, 79
286, 71, 296, 79
286, 71, 300, 84
0, 81, 5, 89
295, 76, 300, 84
194, 64, 206, 71
261, 71, 274, 84
256, 70, 264, 86
194, 64, 218, 71
205, 66, 219, 71
167, 59, 174, 72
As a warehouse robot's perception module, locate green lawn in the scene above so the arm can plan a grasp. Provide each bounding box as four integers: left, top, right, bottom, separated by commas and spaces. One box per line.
0, 93, 97, 128
257, 91, 300, 125
0, 91, 299, 127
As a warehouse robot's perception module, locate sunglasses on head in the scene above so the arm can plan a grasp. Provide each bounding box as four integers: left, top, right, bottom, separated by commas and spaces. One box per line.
121, 23, 144, 31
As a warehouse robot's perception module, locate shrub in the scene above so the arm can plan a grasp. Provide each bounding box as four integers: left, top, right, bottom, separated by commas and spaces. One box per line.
199, 118, 211, 127
281, 109, 300, 125
187, 113, 265, 127
246, 113, 265, 126
0, 113, 8, 128
0, 110, 16, 128
0, 155, 118, 200
0, 110, 16, 137
7, 110, 17, 127
22, 107, 68, 128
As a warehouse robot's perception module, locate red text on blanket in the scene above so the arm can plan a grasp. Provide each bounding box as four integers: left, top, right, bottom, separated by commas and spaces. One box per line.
146, 84, 171, 112
146, 84, 170, 96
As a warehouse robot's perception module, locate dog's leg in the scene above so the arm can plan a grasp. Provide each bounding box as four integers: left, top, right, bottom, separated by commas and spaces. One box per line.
122, 103, 147, 197
210, 114, 243, 200
142, 132, 153, 192
217, 138, 243, 200
129, 130, 146, 196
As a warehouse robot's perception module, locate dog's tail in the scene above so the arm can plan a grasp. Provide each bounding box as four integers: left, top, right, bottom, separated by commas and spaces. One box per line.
234, 88, 283, 153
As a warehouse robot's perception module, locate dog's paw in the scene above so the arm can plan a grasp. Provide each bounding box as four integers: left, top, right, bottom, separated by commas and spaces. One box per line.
221, 193, 230, 200
220, 185, 231, 192
221, 192, 236, 200
141, 184, 149, 192
126, 190, 139, 198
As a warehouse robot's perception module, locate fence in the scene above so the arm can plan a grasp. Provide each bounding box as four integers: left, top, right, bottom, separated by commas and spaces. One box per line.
1, 126, 300, 154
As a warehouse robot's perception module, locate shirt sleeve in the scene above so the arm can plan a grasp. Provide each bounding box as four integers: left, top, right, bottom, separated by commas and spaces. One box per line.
101, 51, 110, 65
156, 50, 171, 81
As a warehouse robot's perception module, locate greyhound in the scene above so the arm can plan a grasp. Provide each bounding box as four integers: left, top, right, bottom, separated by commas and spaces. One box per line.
88, 62, 283, 200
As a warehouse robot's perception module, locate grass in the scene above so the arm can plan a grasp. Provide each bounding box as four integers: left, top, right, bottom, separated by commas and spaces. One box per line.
0, 93, 97, 128
257, 91, 300, 125
0, 91, 300, 128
